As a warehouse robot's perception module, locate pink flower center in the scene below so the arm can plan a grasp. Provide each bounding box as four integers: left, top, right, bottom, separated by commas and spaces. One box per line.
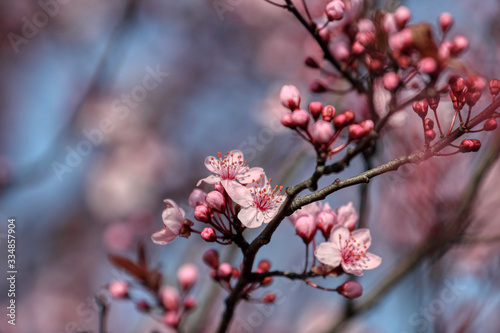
250, 178, 284, 211
338, 234, 370, 267
209, 152, 248, 180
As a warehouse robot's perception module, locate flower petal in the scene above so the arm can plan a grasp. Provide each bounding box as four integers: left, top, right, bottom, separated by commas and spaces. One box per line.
237, 167, 264, 185
351, 228, 372, 249
314, 242, 342, 267
162, 208, 184, 232
329, 225, 351, 248
364, 252, 382, 270
196, 175, 220, 186
204, 155, 219, 174
337, 202, 358, 230
341, 261, 364, 276
224, 181, 253, 207
151, 228, 178, 245
238, 206, 261, 228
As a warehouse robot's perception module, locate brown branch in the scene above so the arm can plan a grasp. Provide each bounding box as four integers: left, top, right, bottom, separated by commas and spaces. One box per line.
249, 270, 320, 281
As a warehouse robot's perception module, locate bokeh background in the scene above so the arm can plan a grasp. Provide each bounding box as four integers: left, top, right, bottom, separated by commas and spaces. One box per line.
1, 0, 500, 332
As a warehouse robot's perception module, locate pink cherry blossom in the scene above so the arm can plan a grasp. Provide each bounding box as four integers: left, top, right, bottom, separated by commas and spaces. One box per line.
197, 150, 263, 196
188, 189, 206, 208
337, 202, 358, 230
177, 263, 198, 291
230, 175, 285, 228
316, 203, 337, 238
151, 199, 185, 245
315, 225, 381, 276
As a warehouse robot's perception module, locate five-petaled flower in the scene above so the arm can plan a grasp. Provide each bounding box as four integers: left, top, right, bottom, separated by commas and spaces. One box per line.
315, 225, 381, 276
197, 150, 263, 197
230, 175, 285, 228
152, 199, 186, 245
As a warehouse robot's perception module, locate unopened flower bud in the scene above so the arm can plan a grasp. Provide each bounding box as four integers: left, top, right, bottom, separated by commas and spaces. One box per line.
332, 42, 350, 62
163, 311, 180, 327
322, 105, 335, 122
177, 263, 198, 291
203, 249, 219, 268
452, 35, 468, 55
280, 85, 301, 110
483, 118, 497, 131
206, 191, 225, 212
424, 118, 434, 130
194, 205, 210, 223
309, 102, 323, 120
356, 31, 375, 49
316, 211, 336, 239
438, 12, 453, 32
295, 215, 316, 244
428, 95, 440, 111
188, 189, 206, 208
108, 281, 128, 299
449, 76, 465, 95
412, 100, 428, 118
360, 120, 374, 133
258, 259, 271, 272
201, 228, 217, 242
281, 113, 295, 128
291, 109, 310, 129
419, 57, 438, 74
310, 80, 328, 93
184, 296, 197, 310
232, 267, 240, 279
214, 182, 225, 194
471, 139, 481, 152
489, 79, 500, 97
459, 139, 475, 153
136, 300, 150, 312
160, 286, 179, 311
351, 41, 365, 55
304, 56, 319, 68
394, 6, 411, 29
325, 0, 345, 21
358, 19, 375, 33
466, 91, 481, 107
319, 28, 330, 43
383, 72, 399, 91
344, 110, 355, 124
333, 113, 346, 130
311, 120, 335, 144
465, 74, 486, 92
262, 293, 276, 303
348, 124, 365, 140
425, 129, 436, 143
261, 276, 273, 286
337, 281, 363, 299
217, 263, 233, 280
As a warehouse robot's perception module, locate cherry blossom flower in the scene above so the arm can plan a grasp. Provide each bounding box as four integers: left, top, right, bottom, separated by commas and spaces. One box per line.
197, 150, 263, 196
315, 225, 381, 276
337, 202, 358, 231
230, 175, 285, 228
151, 199, 185, 245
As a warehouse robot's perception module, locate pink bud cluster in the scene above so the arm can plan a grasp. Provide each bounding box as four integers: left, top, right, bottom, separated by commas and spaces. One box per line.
203, 249, 274, 302
108, 263, 199, 329
280, 85, 374, 158
408, 74, 498, 151
304, 5, 471, 96
288, 202, 358, 243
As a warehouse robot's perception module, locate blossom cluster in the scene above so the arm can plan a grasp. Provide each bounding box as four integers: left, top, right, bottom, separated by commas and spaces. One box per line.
152, 150, 285, 246
288, 201, 381, 276
280, 85, 374, 158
